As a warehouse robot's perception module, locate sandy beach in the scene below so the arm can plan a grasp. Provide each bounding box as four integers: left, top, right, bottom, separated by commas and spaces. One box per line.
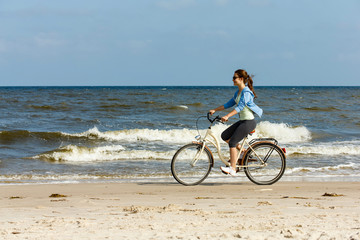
0, 182, 359, 239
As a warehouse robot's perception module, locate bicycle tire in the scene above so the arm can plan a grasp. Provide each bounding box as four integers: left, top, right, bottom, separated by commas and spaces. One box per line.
171, 143, 213, 186
243, 142, 286, 185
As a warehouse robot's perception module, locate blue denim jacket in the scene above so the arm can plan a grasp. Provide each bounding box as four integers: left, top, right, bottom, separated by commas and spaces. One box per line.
223, 87, 263, 118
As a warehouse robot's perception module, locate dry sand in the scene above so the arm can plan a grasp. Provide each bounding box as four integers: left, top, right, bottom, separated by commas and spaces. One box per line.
0, 182, 359, 239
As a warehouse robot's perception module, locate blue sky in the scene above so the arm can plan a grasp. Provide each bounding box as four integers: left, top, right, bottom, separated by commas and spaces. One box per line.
0, 0, 359, 86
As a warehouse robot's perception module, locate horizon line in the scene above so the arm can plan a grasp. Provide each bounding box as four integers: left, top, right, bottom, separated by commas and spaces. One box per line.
0, 85, 359, 88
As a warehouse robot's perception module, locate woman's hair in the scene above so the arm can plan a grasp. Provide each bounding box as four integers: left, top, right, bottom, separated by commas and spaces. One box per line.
235, 69, 257, 98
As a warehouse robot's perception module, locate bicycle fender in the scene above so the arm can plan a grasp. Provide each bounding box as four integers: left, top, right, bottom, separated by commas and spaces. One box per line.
192, 141, 214, 167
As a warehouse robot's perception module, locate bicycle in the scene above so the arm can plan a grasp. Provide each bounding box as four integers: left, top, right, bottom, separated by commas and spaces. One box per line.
171, 113, 287, 186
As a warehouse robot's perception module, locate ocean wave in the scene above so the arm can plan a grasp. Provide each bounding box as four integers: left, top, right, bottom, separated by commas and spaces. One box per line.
140, 101, 156, 105
166, 105, 189, 110
64, 127, 201, 144
286, 141, 360, 156
0, 127, 199, 145
303, 106, 339, 112
27, 104, 70, 111
286, 162, 360, 174
99, 104, 133, 109
0, 130, 65, 143
31, 144, 175, 162
254, 121, 312, 143
30, 139, 360, 163
188, 102, 202, 107
31, 136, 360, 164
0, 173, 172, 183
1, 121, 312, 147
64, 121, 311, 144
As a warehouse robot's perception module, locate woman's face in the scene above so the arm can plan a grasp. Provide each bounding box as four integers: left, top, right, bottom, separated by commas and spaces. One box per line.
232, 74, 243, 86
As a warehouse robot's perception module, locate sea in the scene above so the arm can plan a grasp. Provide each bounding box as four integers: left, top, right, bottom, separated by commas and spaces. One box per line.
0, 86, 359, 185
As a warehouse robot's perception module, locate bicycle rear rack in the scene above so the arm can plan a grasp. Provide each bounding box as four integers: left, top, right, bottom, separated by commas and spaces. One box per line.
248, 138, 278, 146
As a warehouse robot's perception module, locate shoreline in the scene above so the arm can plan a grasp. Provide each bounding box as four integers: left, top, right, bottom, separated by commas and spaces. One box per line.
1, 175, 360, 186
1, 182, 359, 239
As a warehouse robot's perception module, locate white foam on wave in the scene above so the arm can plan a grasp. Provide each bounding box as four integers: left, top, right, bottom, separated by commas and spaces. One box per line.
33, 144, 175, 162
255, 121, 312, 143
65, 127, 199, 144
0, 174, 172, 182
286, 140, 360, 155
176, 105, 188, 109
62, 121, 311, 145
46, 121, 318, 163
34, 145, 125, 162
287, 162, 360, 175
208, 121, 312, 144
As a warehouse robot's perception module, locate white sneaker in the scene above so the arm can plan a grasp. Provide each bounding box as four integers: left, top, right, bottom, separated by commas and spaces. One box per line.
220, 166, 238, 177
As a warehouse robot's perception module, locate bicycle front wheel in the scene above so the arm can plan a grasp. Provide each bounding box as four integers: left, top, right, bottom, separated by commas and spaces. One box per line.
244, 142, 286, 185
171, 143, 213, 186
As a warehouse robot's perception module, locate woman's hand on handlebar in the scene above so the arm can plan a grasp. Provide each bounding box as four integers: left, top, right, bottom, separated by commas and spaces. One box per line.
221, 115, 229, 122
208, 111, 227, 123
207, 112, 222, 124
209, 109, 216, 115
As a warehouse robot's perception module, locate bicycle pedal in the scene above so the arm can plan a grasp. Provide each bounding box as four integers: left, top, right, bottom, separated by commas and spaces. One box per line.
247, 158, 257, 162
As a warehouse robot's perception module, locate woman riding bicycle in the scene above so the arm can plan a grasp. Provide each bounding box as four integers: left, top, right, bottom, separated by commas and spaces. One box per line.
209, 69, 263, 176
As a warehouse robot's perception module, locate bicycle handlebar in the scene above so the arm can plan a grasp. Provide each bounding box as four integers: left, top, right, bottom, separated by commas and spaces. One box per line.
207, 112, 223, 124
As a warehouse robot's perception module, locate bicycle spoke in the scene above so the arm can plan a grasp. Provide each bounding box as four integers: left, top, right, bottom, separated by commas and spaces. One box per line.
171, 143, 212, 186
244, 143, 286, 185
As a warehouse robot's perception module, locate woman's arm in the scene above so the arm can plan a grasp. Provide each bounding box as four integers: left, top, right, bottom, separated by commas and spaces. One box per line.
221, 109, 238, 122
209, 105, 225, 115
209, 91, 237, 116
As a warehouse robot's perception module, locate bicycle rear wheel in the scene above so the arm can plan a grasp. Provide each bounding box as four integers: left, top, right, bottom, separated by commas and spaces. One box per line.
171, 143, 213, 186
243, 142, 286, 185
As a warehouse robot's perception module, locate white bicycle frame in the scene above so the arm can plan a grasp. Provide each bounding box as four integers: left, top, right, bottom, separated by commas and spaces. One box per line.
191, 126, 266, 168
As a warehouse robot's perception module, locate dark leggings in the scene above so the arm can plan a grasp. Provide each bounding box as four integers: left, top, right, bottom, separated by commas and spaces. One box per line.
221, 119, 256, 148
